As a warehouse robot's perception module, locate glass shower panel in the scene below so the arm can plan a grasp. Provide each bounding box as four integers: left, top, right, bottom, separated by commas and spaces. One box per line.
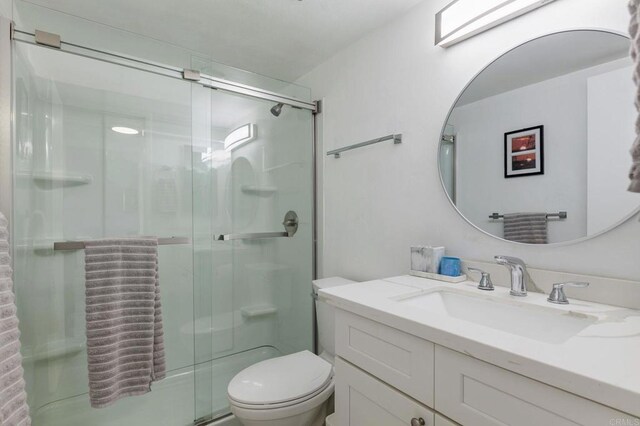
193, 89, 314, 421
13, 42, 197, 425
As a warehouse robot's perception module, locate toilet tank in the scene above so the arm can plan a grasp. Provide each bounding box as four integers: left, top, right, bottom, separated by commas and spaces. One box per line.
312, 277, 356, 364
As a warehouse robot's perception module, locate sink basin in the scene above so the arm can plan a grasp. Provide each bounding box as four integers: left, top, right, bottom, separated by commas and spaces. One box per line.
399, 290, 597, 344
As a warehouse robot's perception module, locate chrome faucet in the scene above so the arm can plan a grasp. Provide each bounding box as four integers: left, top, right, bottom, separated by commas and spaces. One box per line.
495, 255, 528, 296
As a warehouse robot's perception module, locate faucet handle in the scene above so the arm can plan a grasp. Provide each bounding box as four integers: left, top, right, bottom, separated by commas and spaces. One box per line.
547, 282, 589, 305
467, 268, 494, 291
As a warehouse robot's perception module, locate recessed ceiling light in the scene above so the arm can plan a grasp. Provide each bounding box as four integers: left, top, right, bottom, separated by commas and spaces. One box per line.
111, 126, 140, 135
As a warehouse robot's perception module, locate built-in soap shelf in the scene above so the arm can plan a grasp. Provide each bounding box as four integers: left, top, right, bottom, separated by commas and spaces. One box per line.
21, 338, 85, 363
240, 305, 278, 319
17, 171, 93, 186
241, 185, 277, 196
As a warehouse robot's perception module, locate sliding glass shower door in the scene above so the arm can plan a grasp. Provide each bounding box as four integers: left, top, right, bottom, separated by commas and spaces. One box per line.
13, 41, 197, 425
11, 35, 313, 425
193, 87, 314, 422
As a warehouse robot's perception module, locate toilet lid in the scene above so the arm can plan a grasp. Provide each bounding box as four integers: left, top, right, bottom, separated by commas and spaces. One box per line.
228, 350, 333, 406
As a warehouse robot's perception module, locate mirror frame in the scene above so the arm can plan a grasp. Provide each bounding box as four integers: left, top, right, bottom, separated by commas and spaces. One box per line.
438, 29, 640, 247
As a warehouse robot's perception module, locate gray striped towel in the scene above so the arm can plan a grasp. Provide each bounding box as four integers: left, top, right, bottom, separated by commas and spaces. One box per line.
0, 213, 31, 426
84, 238, 165, 408
628, 0, 640, 192
503, 213, 548, 244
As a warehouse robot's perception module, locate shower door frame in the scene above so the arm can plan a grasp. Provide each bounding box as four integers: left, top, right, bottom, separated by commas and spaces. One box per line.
10, 28, 317, 112
0, 17, 321, 425
0, 18, 12, 239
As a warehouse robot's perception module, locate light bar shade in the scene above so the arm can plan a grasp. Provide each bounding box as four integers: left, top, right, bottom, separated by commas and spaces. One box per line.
435, 0, 557, 47
111, 126, 139, 135
224, 124, 256, 152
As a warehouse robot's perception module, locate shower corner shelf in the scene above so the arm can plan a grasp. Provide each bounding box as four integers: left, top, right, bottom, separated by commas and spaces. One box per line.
241, 185, 277, 196
18, 171, 93, 186
240, 305, 278, 319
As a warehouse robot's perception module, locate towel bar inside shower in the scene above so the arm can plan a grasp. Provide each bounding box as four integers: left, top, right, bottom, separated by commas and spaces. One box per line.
488, 211, 568, 220
215, 211, 299, 241
53, 236, 191, 251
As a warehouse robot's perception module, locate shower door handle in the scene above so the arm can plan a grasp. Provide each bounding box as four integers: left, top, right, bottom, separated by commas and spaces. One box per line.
215, 231, 289, 241
215, 211, 299, 241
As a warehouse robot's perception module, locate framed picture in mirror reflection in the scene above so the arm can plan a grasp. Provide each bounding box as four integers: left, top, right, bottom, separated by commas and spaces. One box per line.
504, 125, 544, 178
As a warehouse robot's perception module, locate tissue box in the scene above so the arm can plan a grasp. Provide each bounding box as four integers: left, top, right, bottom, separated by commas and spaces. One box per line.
410, 246, 445, 273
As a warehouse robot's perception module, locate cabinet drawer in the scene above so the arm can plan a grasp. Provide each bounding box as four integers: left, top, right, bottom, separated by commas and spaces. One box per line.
335, 309, 435, 405
335, 357, 435, 426
435, 345, 637, 426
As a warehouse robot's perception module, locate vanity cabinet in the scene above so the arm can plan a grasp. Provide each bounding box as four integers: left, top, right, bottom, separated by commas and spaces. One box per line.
335, 357, 435, 426
334, 309, 434, 405
434, 414, 460, 426
435, 346, 633, 426
334, 310, 636, 426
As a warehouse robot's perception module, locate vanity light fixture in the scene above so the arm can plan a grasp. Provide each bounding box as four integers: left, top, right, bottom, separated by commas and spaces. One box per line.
111, 126, 140, 135
435, 0, 557, 47
224, 123, 256, 152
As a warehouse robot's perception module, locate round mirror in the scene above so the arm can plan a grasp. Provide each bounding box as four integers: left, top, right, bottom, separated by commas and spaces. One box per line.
439, 30, 639, 245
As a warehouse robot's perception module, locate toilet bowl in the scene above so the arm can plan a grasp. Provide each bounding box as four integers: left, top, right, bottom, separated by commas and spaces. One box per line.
228, 277, 355, 426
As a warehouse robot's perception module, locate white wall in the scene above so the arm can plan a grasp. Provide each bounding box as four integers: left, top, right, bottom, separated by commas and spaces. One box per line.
0, 0, 10, 20
587, 64, 640, 235
298, 0, 640, 282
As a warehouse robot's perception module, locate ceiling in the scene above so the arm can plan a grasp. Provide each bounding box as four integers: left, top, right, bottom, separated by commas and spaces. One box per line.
456, 30, 631, 106
20, 0, 425, 82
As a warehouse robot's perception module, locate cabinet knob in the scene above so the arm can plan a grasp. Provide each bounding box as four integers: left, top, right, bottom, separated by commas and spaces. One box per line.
411, 418, 426, 426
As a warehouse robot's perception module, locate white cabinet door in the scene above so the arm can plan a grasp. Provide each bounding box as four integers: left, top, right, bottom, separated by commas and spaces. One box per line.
435, 345, 637, 426
335, 309, 435, 406
335, 357, 435, 426
435, 413, 459, 426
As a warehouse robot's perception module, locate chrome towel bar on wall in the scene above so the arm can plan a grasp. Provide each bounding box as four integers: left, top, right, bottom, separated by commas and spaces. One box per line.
488, 211, 568, 220
327, 134, 402, 158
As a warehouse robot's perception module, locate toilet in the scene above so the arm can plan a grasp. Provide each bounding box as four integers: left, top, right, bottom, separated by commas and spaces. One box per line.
227, 277, 355, 426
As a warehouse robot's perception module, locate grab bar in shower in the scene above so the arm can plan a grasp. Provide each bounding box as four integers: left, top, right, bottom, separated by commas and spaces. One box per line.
53, 236, 191, 251
215, 211, 299, 241
327, 134, 402, 158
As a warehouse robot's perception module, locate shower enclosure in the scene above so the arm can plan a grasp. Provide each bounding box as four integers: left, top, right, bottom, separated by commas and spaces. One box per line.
1, 8, 315, 425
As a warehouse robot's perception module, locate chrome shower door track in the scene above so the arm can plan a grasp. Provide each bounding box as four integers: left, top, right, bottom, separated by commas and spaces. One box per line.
12, 28, 317, 112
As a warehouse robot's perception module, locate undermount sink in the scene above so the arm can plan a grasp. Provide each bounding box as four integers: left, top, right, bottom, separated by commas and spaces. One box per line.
398, 289, 597, 344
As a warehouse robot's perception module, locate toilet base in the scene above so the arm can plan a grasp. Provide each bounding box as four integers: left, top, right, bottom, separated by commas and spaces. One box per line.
231, 400, 328, 426
230, 380, 334, 426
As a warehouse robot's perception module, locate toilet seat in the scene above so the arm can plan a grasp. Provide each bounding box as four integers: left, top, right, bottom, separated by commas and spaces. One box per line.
229, 379, 334, 424
229, 376, 333, 410
228, 350, 333, 410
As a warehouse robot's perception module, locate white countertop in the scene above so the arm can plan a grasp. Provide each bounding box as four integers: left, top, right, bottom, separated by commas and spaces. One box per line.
320, 275, 640, 417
